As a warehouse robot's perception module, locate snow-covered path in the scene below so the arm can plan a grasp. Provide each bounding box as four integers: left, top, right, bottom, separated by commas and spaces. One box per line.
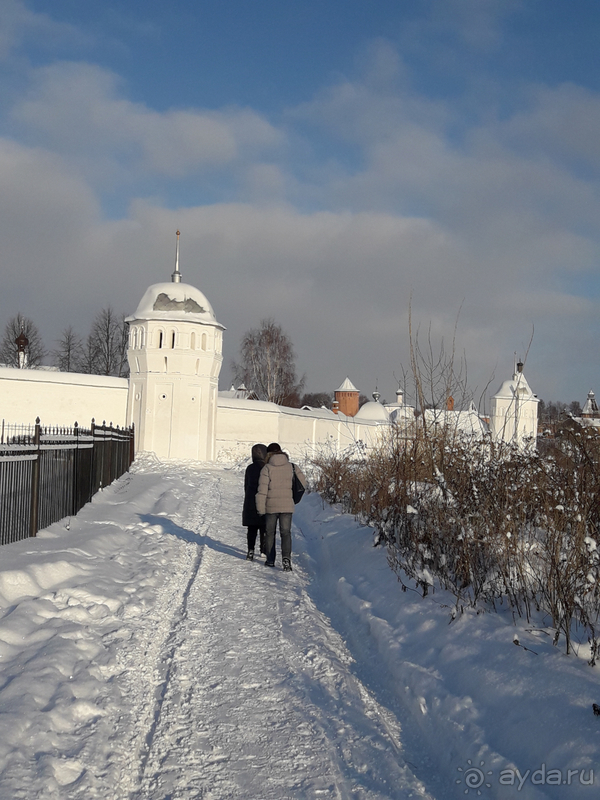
0, 459, 428, 799
123, 467, 427, 800
1, 458, 600, 800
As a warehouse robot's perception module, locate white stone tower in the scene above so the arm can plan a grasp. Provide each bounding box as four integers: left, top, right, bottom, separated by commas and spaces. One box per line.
489, 360, 539, 448
126, 232, 225, 461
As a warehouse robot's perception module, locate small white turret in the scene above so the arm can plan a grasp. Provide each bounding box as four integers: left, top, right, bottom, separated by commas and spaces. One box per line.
126, 232, 225, 461
489, 360, 539, 448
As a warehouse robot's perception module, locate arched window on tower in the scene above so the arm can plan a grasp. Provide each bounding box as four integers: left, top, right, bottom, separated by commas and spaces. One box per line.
201, 332, 207, 351
171, 330, 176, 348
158, 330, 164, 349
191, 332, 196, 350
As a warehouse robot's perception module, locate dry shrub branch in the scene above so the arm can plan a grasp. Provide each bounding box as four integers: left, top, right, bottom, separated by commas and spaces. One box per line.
313, 425, 600, 660
313, 316, 600, 659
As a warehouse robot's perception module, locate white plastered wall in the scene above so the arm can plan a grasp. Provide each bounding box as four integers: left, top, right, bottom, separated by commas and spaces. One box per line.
0, 367, 128, 429
215, 397, 387, 462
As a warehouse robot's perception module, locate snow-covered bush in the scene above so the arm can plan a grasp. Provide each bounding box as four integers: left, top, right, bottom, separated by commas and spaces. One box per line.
312, 420, 600, 661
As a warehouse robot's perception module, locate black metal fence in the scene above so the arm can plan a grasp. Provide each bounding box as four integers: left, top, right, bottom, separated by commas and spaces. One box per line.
0, 419, 135, 546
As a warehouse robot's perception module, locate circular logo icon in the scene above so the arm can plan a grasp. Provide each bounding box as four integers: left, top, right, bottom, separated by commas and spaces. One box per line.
456, 760, 493, 795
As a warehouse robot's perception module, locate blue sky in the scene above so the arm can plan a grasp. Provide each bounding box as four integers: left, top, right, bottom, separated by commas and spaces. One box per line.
2, 0, 600, 405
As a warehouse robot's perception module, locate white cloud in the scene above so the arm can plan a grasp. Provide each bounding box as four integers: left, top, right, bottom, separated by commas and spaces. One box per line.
434, 0, 524, 49
497, 82, 600, 175
11, 62, 284, 181
0, 0, 79, 60
408, 0, 525, 53
1, 32, 600, 405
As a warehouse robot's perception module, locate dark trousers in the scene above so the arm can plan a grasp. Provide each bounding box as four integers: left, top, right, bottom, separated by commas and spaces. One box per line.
247, 524, 266, 553
264, 513, 292, 564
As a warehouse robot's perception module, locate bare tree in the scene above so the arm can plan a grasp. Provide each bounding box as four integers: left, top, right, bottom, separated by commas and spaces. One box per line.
408, 302, 470, 420
569, 400, 583, 416
77, 333, 100, 375
116, 313, 130, 378
51, 326, 84, 372
0, 313, 46, 367
300, 391, 333, 409
86, 308, 129, 377
231, 318, 305, 406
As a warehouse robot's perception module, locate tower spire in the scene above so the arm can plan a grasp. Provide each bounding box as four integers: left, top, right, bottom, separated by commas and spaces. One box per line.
172, 230, 182, 283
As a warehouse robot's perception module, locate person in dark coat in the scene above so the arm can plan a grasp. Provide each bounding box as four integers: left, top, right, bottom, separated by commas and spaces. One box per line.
242, 443, 268, 560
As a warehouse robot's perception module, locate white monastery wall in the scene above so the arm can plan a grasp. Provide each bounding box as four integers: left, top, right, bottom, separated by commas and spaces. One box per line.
0, 367, 128, 429
216, 396, 386, 462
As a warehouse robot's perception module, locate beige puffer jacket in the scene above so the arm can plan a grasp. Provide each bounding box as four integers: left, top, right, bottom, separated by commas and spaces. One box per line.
256, 453, 306, 515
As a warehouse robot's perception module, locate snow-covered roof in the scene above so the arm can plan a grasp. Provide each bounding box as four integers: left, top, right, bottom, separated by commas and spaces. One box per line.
217, 395, 341, 419
424, 404, 489, 437
336, 377, 359, 393
126, 282, 224, 328
579, 417, 600, 428
219, 384, 258, 401
354, 400, 390, 423
388, 405, 415, 425
492, 369, 537, 403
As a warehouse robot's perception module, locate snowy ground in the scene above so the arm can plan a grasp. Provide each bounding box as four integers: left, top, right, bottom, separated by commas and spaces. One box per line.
0, 458, 598, 799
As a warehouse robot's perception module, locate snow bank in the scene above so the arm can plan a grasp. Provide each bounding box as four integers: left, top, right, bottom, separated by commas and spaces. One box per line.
0, 460, 597, 798
295, 494, 600, 799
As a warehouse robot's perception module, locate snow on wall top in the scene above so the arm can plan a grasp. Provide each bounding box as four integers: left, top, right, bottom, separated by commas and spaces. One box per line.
126, 282, 223, 327
0, 366, 128, 389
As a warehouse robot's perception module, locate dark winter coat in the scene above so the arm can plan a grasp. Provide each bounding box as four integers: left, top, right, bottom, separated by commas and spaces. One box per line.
243, 456, 267, 527
256, 452, 307, 515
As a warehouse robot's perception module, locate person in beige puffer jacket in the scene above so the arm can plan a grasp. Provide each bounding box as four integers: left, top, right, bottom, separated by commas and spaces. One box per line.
256, 443, 306, 571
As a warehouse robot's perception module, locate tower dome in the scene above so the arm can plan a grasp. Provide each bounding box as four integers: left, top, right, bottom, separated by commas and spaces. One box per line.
354, 390, 390, 422
127, 281, 222, 328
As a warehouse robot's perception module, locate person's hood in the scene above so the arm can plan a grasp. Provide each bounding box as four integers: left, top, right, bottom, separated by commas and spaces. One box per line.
251, 443, 267, 462
268, 453, 289, 466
